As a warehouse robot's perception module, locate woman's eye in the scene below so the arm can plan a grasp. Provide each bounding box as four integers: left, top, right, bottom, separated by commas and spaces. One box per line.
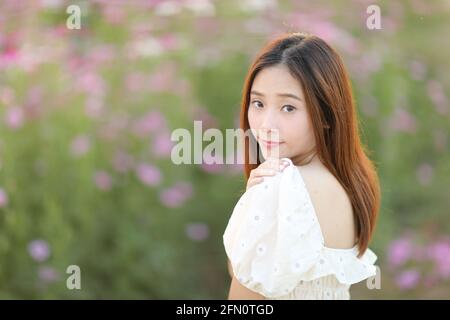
251, 100, 263, 109
282, 105, 296, 112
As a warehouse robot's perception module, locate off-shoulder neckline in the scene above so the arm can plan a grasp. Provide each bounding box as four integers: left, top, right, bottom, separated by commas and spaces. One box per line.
283, 158, 359, 253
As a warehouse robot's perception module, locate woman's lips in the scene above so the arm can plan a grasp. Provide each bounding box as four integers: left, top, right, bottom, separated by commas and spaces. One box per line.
260, 139, 284, 148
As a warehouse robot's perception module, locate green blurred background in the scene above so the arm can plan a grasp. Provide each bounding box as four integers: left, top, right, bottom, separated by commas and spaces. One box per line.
0, 0, 449, 299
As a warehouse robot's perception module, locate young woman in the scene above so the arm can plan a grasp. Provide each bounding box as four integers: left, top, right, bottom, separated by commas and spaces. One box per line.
223, 32, 381, 300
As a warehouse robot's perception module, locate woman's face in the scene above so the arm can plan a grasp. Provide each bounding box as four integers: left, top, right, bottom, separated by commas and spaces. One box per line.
248, 64, 316, 160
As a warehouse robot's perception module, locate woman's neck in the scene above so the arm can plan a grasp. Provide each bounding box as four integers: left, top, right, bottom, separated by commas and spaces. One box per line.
291, 151, 323, 168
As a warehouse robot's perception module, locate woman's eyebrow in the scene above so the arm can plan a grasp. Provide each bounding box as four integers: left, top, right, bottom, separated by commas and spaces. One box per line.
250, 90, 302, 101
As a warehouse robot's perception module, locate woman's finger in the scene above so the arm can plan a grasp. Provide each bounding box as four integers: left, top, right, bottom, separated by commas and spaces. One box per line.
246, 177, 264, 190
252, 167, 277, 177
261, 158, 290, 172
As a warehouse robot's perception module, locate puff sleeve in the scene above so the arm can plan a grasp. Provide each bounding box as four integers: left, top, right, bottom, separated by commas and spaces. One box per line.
223, 158, 377, 298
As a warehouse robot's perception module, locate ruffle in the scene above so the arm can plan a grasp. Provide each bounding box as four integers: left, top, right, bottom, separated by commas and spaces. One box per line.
223, 158, 378, 298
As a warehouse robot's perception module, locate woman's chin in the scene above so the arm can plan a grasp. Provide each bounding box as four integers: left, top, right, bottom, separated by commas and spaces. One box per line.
261, 148, 285, 159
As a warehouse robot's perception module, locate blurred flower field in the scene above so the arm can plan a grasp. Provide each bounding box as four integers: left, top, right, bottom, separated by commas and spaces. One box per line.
0, 0, 450, 299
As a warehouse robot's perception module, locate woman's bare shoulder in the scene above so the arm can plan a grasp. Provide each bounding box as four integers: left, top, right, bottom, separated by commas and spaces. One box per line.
296, 164, 357, 249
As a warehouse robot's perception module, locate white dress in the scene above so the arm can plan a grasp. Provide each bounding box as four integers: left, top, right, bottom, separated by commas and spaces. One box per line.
223, 158, 377, 300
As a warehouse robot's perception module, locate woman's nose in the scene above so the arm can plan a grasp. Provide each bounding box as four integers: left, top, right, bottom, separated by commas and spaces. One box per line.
260, 111, 279, 134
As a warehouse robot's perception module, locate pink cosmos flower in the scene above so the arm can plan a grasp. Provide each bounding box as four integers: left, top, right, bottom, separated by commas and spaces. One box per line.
135, 163, 162, 186
426, 80, 449, 115
152, 132, 173, 157
395, 269, 420, 290
132, 111, 167, 137
28, 240, 50, 262
5, 106, 24, 129
70, 134, 91, 157
112, 151, 134, 173
389, 108, 417, 133
185, 222, 210, 241
38, 266, 59, 283
160, 181, 193, 208
387, 236, 414, 268
94, 171, 113, 191
427, 240, 450, 279
0, 187, 9, 208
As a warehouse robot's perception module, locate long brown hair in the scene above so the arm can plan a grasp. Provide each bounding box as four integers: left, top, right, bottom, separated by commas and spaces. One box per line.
240, 32, 380, 257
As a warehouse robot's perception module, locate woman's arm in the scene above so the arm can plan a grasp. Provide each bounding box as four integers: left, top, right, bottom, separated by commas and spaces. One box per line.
228, 275, 266, 300
227, 260, 266, 300
226, 254, 268, 299
227, 259, 233, 279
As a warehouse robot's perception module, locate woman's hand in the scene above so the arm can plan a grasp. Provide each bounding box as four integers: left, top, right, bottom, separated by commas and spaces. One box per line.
246, 158, 290, 191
